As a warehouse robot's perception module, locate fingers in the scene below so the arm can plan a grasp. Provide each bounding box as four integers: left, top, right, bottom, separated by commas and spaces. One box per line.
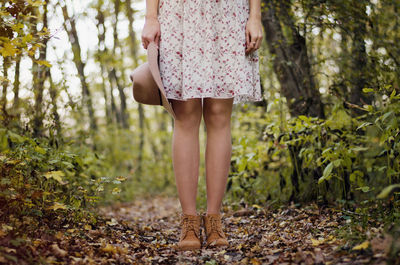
250, 35, 256, 54
141, 19, 160, 49
255, 34, 262, 50
254, 29, 262, 51
246, 29, 263, 55
246, 32, 256, 55
142, 39, 148, 49
154, 31, 160, 48
142, 34, 157, 49
142, 30, 161, 49
245, 28, 251, 55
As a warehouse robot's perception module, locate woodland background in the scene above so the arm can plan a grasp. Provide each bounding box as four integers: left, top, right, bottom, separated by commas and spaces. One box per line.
0, 0, 400, 263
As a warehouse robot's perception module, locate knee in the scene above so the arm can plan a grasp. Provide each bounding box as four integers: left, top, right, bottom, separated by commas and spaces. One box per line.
174, 104, 202, 130
203, 104, 231, 130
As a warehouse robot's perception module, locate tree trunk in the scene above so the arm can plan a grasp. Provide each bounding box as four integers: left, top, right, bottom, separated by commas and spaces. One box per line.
12, 55, 21, 121
348, 1, 372, 113
125, 0, 138, 61
112, 0, 129, 129
48, 73, 62, 137
32, 0, 49, 137
95, 4, 112, 126
137, 104, 145, 179
125, 0, 145, 178
261, 0, 325, 118
110, 67, 129, 128
1, 57, 10, 122
61, 4, 97, 131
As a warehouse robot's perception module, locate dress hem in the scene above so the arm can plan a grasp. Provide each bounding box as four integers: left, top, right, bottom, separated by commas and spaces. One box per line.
166, 95, 263, 104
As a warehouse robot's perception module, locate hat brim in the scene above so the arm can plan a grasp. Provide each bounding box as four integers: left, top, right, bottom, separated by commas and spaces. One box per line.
147, 42, 176, 119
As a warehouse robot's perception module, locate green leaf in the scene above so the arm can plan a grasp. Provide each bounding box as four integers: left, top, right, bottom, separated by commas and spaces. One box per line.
0, 128, 8, 151
35, 60, 52, 67
350, 146, 369, 152
61, 161, 74, 169
333, 159, 342, 167
35, 146, 46, 155
356, 186, 371, 193
43, 171, 66, 184
47, 202, 67, 211
7, 131, 24, 144
389, 89, 396, 100
298, 115, 310, 122
381, 111, 393, 122
362, 88, 374, 93
319, 162, 334, 184
377, 184, 400, 199
356, 122, 373, 131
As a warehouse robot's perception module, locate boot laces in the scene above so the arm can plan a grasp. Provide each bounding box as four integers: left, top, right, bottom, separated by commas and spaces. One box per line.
181, 216, 198, 237
209, 216, 224, 237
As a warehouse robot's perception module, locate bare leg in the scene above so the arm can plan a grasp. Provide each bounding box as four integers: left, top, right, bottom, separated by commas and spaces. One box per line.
170, 98, 202, 215
202, 98, 234, 214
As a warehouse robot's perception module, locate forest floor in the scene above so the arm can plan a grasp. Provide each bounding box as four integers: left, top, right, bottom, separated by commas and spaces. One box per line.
1, 196, 395, 264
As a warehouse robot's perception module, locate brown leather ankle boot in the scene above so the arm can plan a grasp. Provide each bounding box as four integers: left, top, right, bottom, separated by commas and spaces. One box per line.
203, 213, 229, 248
177, 213, 202, 251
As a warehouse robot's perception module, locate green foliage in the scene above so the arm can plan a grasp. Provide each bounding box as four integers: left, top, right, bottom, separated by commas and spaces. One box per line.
228, 86, 400, 209
0, 0, 50, 63
0, 128, 126, 225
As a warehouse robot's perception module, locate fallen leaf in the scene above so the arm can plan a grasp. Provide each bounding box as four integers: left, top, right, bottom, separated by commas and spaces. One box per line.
311, 238, 323, 246
102, 243, 117, 254
51, 243, 67, 257
352, 240, 369, 250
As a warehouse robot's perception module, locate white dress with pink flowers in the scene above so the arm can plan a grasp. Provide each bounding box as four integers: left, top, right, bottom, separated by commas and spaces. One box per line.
157, 0, 262, 104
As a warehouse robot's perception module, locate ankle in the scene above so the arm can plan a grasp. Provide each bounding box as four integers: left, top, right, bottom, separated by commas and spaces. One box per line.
182, 211, 198, 216
205, 210, 221, 215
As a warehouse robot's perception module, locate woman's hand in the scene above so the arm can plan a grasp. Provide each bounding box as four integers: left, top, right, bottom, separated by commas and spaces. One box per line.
245, 17, 263, 55
141, 16, 161, 49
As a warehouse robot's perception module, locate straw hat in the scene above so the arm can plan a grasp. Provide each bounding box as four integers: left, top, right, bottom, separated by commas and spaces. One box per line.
129, 41, 176, 119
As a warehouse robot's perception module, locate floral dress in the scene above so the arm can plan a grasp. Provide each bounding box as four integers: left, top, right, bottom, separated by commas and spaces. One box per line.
157, 0, 262, 104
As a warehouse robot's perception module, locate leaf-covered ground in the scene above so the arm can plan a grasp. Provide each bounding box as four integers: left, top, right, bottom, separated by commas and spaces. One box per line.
0, 196, 395, 264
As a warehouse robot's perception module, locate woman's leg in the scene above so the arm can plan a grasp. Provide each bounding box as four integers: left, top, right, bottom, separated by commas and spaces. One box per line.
202, 98, 234, 214
170, 98, 202, 215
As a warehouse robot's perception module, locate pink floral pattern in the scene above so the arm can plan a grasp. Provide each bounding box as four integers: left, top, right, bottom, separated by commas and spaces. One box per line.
157, 0, 262, 104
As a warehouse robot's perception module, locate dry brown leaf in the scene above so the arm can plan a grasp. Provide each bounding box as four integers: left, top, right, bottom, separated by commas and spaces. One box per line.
51, 243, 67, 257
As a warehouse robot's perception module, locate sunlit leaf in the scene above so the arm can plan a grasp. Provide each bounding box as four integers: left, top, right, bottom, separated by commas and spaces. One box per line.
116, 176, 127, 182
362, 88, 374, 93
35, 146, 46, 155
35, 60, 52, 67
43, 171, 66, 184
377, 184, 400, 199
112, 187, 121, 194
0, 42, 18, 57
352, 240, 369, 250
47, 202, 67, 211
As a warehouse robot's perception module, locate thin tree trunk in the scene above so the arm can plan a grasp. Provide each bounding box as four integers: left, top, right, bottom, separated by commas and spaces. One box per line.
100, 65, 112, 125
125, 0, 145, 178
137, 104, 145, 179
48, 73, 62, 137
110, 85, 120, 125
125, 0, 138, 62
1, 57, 10, 121
33, 0, 49, 137
110, 67, 129, 128
349, 1, 372, 113
12, 55, 21, 120
95, 4, 112, 126
61, 4, 97, 131
111, 0, 129, 129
